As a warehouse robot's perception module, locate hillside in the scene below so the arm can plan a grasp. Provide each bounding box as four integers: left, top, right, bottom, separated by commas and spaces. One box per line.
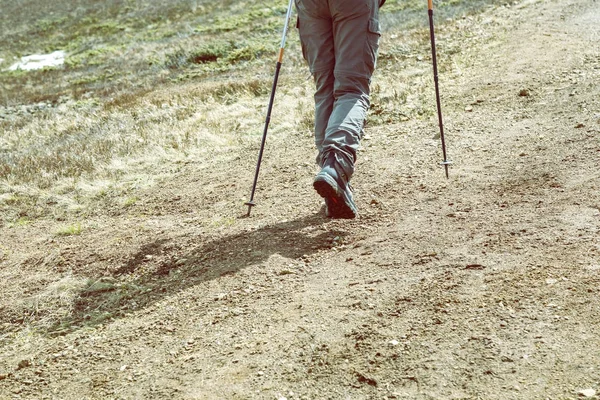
1, 0, 599, 398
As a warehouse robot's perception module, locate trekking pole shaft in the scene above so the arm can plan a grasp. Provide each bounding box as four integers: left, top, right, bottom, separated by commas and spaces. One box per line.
428, 1, 451, 179
246, 62, 283, 216
246, 0, 294, 216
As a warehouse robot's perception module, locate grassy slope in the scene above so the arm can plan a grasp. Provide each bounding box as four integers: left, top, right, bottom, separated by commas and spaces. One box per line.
0, 0, 504, 224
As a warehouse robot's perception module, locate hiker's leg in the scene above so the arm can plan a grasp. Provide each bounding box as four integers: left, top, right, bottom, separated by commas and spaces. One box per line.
322, 0, 381, 176
295, 0, 335, 165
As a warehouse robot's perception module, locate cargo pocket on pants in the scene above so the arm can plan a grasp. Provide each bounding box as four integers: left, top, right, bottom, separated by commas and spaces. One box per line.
297, 17, 308, 62
365, 18, 381, 73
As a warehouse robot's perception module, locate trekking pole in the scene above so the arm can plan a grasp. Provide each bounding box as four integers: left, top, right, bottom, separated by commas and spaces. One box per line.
428, 0, 452, 178
245, 0, 295, 216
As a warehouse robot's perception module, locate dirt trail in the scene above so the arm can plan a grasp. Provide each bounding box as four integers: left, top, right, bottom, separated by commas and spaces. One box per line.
1, 0, 599, 398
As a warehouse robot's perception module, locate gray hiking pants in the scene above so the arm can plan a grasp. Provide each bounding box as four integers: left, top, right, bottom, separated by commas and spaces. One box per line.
295, 0, 381, 178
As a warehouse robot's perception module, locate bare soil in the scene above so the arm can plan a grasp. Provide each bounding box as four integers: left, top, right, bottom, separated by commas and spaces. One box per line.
1, 0, 599, 398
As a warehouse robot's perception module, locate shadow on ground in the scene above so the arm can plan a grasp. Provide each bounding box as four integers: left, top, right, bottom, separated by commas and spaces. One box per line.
48, 212, 346, 335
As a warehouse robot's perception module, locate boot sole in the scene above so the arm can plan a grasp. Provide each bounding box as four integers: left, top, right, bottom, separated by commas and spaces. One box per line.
313, 173, 357, 219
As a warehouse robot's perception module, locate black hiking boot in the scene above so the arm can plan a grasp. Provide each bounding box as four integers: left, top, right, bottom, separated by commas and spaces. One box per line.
313, 153, 358, 219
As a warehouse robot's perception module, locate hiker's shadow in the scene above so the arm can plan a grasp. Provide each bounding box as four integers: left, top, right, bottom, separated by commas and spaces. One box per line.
64, 212, 343, 334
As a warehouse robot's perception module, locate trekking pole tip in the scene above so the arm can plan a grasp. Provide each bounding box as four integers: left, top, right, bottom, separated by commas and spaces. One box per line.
245, 201, 256, 217
440, 160, 452, 179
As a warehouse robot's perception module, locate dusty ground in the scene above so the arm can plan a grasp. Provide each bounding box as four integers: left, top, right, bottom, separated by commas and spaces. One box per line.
1, 0, 600, 398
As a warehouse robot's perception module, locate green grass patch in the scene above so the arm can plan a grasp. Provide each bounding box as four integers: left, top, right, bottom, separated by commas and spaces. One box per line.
197, 3, 288, 34
55, 223, 83, 236
65, 46, 124, 68
123, 196, 138, 207
166, 38, 276, 71
10, 216, 32, 227
35, 16, 70, 32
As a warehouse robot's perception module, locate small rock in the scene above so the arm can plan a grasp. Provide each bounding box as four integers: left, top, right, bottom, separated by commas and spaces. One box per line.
575, 123, 585, 129
0, 373, 7, 380
465, 105, 474, 112
546, 278, 558, 285
465, 264, 485, 270
17, 360, 31, 370
518, 88, 531, 97
577, 389, 596, 398
389, 340, 400, 346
